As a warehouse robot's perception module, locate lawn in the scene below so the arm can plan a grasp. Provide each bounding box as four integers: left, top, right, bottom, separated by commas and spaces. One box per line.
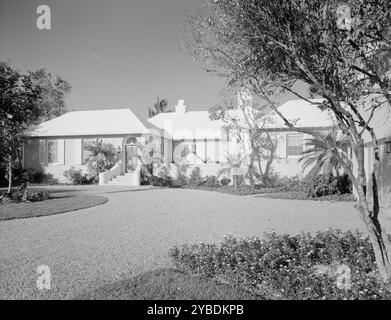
0, 191, 108, 221
77, 268, 261, 300
181, 185, 355, 201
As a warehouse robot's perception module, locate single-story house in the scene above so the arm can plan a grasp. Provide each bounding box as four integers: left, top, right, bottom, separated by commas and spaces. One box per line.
23, 108, 169, 185
23, 97, 391, 209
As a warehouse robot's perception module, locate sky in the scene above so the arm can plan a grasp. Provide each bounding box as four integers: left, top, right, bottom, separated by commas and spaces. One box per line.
0, 0, 231, 119
0, 0, 306, 120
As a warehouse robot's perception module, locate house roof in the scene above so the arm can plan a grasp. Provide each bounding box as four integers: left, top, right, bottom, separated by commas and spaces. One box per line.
148, 110, 226, 140
264, 99, 335, 130
28, 108, 164, 138
148, 99, 337, 140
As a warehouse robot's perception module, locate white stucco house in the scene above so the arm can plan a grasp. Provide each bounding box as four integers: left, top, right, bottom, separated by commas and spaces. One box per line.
23, 97, 391, 208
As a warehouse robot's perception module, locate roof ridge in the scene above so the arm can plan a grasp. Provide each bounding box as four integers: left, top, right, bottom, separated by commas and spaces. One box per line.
68, 108, 133, 113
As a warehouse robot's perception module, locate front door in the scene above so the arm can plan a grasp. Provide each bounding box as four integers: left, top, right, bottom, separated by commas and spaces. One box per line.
125, 144, 139, 172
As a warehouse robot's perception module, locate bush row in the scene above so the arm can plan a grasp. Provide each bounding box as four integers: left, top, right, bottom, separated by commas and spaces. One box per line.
63, 167, 95, 185
169, 230, 391, 300
0, 166, 57, 187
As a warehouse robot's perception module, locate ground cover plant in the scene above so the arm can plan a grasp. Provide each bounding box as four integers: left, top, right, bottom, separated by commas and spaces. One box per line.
178, 172, 354, 201
169, 230, 391, 300
0, 189, 50, 204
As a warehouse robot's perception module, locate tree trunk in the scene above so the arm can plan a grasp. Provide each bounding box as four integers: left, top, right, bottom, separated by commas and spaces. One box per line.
7, 157, 13, 194
248, 152, 255, 187
356, 193, 391, 281
355, 144, 391, 281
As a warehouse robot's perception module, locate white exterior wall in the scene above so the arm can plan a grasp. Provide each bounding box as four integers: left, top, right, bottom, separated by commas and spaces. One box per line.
271, 132, 315, 178
24, 137, 126, 183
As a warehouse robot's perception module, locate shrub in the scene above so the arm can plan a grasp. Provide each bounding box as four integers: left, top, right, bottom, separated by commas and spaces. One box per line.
188, 167, 202, 186
264, 191, 355, 202
202, 175, 220, 188
1, 189, 50, 203
3, 167, 57, 186
303, 174, 352, 198
169, 230, 391, 300
220, 177, 231, 186
15, 167, 57, 185
63, 167, 94, 185
148, 175, 173, 187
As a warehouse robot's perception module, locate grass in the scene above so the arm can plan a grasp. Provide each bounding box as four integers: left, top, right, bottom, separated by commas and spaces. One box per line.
181, 184, 280, 196
0, 191, 108, 221
77, 268, 261, 300
262, 191, 356, 202
182, 185, 355, 201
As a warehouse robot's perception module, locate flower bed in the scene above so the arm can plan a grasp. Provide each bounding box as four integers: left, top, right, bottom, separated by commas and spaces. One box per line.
169, 230, 391, 300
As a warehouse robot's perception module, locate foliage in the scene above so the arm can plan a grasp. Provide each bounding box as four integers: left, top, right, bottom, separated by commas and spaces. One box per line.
300, 127, 351, 177
188, 167, 202, 186
12, 167, 57, 185
27, 68, 71, 121
1, 189, 50, 204
148, 97, 171, 117
0, 61, 71, 193
303, 174, 352, 198
169, 230, 391, 300
211, 86, 278, 186
264, 191, 356, 202
218, 153, 247, 187
220, 177, 231, 186
202, 175, 221, 188
140, 163, 154, 185
85, 140, 119, 182
63, 167, 94, 185
183, 0, 391, 280
148, 175, 173, 187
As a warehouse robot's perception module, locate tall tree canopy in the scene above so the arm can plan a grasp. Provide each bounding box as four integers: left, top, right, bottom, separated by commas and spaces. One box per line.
0, 61, 71, 192
184, 0, 391, 280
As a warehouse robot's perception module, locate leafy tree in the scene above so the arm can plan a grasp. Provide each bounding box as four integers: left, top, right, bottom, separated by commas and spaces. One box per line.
0, 62, 71, 193
148, 97, 171, 117
184, 0, 391, 280
28, 69, 72, 121
1, 62, 40, 193
211, 86, 278, 186
300, 127, 351, 178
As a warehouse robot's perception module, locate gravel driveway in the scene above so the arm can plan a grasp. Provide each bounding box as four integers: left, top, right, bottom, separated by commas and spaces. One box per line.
1, 186, 390, 299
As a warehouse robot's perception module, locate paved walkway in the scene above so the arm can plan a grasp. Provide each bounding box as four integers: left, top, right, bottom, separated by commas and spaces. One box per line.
1, 186, 390, 299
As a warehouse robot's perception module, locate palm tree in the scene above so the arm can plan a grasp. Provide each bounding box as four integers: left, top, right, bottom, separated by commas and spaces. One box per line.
299, 127, 351, 177
218, 152, 248, 187
148, 97, 170, 117
85, 139, 119, 180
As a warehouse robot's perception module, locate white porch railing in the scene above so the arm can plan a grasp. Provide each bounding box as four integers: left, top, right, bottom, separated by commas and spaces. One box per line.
127, 160, 142, 186
99, 160, 123, 186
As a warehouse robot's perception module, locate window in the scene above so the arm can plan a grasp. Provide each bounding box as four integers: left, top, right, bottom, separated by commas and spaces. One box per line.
39, 140, 46, 165
161, 138, 164, 158
82, 139, 96, 163
286, 134, 303, 157
47, 140, 65, 164
191, 143, 197, 155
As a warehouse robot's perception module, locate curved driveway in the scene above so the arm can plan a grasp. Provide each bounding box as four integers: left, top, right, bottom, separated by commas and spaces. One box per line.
1, 186, 390, 299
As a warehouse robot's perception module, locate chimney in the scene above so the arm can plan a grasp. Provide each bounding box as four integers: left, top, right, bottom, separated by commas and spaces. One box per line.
175, 99, 187, 114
